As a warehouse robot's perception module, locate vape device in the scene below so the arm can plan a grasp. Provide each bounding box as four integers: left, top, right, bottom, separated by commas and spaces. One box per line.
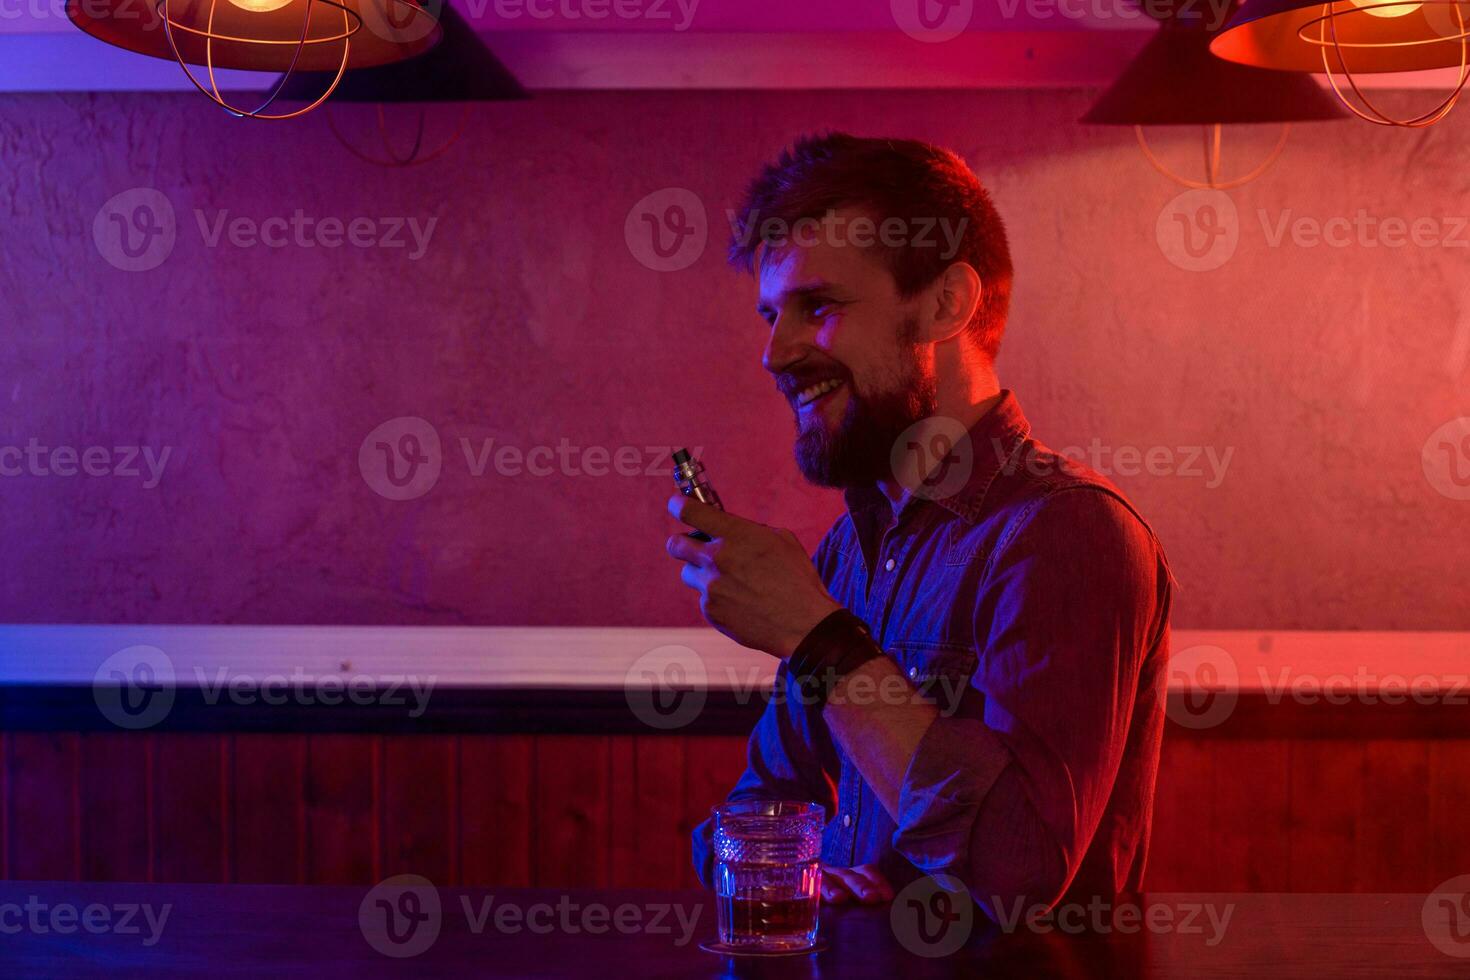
672, 448, 723, 542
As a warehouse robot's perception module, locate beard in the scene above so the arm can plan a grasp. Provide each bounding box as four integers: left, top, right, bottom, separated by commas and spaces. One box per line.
793, 315, 938, 489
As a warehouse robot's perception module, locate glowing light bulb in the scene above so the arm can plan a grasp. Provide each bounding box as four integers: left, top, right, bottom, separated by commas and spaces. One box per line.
1347, 0, 1422, 18
226, 0, 293, 12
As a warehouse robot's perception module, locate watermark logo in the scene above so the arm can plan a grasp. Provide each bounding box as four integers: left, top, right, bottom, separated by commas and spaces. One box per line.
1423, 875, 1470, 958
891, 0, 974, 42
1166, 644, 1239, 730
1156, 189, 1238, 272
485, 0, 701, 30
890, 416, 974, 501
625, 188, 708, 272
359, 0, 442, 44
94, 188, 176, 272
359, 417, 443, 501
1422, 417, 1470, 501
624, 644, 709, 730
93, 645, 176, 731
891, 874, 974, 957
360, 874, 442, 958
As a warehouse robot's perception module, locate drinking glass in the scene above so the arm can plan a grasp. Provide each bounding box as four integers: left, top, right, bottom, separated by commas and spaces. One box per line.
711, 800, 824, 952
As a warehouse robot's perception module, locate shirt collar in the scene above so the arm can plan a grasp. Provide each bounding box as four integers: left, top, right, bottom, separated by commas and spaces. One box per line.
841, 388, 1032, 526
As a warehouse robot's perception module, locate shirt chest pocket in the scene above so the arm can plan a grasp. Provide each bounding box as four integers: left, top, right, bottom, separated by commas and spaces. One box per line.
887, 640, 977, 716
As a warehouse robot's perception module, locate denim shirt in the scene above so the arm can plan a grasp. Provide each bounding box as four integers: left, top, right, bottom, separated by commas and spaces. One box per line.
691, 390, 1173, 916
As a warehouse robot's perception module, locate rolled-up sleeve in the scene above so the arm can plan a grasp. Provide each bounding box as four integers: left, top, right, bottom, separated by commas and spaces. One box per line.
890, 487, 1166, 914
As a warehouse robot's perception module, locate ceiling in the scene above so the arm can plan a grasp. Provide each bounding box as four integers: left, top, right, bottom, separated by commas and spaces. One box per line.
0, 0, 1450, 91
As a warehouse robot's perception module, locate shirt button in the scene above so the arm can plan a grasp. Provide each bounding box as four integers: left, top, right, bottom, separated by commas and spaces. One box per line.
842, 814, 852, 828
883, 558, 896, 572
907, 667, 919, 680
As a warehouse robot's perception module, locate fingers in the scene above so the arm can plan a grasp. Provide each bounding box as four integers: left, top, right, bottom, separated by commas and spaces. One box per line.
819, 865, 856, 905
845, 864, 894, 902
820, 864, 892, 905
664, 532, 711, 566
666, 493, 744, 539
678, 562, 706, 592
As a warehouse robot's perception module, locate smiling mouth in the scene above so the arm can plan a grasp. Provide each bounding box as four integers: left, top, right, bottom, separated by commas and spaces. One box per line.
795, 378, 845, 408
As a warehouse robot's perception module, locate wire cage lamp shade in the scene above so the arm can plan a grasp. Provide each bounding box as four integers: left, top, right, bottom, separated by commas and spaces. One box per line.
1210, 0, 1470, 125
66, 0, 443, 118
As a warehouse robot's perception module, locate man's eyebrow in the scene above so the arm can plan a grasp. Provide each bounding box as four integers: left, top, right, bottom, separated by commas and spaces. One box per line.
756, 282, 844, 316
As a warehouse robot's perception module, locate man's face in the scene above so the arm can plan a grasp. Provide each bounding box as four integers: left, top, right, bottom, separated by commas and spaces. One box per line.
756, 218, 938, 489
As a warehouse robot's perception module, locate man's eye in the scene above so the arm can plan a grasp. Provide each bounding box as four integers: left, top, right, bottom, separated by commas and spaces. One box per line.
811, 303, 838, 318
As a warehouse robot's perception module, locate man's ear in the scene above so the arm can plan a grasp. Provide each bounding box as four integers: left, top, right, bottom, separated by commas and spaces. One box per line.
919, 262, 983, 344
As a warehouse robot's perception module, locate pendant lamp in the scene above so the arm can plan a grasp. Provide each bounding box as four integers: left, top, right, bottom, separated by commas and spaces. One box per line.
277, 4, 527, 165
66, 0, 442, 119
1211, 0, 1470, 126
1084, 5, 1347, 188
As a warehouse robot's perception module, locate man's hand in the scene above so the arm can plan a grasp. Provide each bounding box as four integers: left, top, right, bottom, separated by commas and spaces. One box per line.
820, 863, 894, 905
665, 494, 841, 659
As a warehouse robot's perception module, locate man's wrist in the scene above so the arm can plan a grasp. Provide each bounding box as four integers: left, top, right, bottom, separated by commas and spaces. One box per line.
778, 598, 844, 660
786, 607, 886, 706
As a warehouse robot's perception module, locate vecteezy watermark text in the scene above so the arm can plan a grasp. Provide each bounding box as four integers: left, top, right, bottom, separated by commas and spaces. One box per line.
92, 645, 436, 731
93, 187, 439, 272
623, 645, 968, 731
194, 210, 437, 260
728, 210, 971, 260
0, 440, 172, 489
987, 895, 1235, 946
999, 438, 1235, 489
358, 875, 703, 958
481, 0, 700, 30
0, 897, 171, 947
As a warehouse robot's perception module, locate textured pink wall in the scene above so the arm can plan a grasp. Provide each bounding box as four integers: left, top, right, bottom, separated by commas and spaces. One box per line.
0, 90, 1465, 628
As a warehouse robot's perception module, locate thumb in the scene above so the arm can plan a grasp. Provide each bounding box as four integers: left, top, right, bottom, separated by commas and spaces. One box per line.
667, 493, 747, 538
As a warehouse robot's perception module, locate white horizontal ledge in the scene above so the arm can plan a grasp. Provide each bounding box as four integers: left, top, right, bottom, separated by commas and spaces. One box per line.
0, 625, 1465, 695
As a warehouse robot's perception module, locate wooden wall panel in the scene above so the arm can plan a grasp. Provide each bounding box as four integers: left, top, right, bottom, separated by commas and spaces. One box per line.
4, 728, 1468, 893
152, 734, 227, 883
381, 736, 457, 884
609, 736, 689, 888
1288, 740, 1366, 893
6, 732, 78, 881
1429, 740, 1470, 885
1147, 736, 1215, 891
0, 732, 5, 880
304, 734, 378, 885
79, 732, 151, 882
232, 734, 305, 884
533, 735, 611, 888
1209, 739, 1291, 892
460, 735, 533, 887
1358, 740, 1432, 891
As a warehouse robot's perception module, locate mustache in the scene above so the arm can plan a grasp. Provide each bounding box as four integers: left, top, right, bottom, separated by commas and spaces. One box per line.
775, 364, 851, 400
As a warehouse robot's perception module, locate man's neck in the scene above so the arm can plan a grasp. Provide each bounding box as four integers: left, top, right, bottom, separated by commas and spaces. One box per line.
875, 359, 1003, 509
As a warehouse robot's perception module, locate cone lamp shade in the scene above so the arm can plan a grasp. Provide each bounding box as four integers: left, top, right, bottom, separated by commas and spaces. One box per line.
1083, 18, 1348, 123
276, 4, 525, 102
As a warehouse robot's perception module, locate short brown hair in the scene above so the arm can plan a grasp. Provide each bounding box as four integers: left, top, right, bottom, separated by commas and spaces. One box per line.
729, 132, 1014, 358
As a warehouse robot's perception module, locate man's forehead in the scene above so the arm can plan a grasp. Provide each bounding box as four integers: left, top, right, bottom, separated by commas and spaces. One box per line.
755, 238, 879, 306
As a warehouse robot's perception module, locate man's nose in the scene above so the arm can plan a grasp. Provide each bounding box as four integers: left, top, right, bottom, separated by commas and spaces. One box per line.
761, 319, 806, 377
